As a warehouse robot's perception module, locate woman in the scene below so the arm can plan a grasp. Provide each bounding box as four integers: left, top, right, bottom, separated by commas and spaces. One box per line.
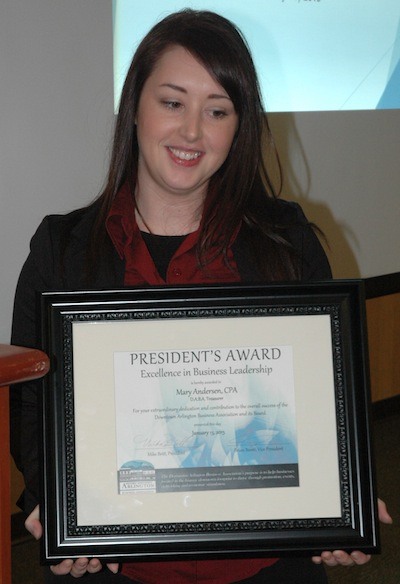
11, 9, 391, 584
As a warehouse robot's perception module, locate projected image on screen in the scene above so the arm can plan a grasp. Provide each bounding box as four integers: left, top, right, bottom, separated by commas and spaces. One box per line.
113, 0, 400, 113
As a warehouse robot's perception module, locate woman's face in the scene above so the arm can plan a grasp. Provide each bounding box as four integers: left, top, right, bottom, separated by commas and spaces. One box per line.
135, 45, 239, 203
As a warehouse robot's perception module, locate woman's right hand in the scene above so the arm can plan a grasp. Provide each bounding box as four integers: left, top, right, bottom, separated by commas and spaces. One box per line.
25, 505, 119, 577
25, 504, 42, 540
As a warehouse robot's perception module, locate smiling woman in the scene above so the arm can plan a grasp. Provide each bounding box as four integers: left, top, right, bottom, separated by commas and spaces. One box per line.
10, 8, 390, 584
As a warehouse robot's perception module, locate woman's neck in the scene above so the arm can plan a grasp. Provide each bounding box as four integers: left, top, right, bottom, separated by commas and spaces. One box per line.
134, 188, 204, 236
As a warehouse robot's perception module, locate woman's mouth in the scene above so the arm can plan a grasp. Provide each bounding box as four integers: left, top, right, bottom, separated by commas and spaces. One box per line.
167, 147, 203, 165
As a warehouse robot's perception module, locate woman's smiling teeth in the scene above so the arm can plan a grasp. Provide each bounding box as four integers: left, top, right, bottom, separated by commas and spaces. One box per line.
168, 147, 202, 161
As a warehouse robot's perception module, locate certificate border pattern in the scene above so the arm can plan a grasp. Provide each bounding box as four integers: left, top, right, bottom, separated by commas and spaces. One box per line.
61, 304, 350, 537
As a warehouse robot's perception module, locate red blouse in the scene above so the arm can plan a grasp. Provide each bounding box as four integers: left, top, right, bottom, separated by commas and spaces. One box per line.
106, 183, 241, 287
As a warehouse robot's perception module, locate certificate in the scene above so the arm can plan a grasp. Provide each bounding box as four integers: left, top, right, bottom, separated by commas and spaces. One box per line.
114, 344, 299, 494
39, 281, 380, 562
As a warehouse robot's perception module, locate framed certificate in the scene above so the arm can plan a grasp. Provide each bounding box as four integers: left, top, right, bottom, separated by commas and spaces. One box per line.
39, 281, 379, 562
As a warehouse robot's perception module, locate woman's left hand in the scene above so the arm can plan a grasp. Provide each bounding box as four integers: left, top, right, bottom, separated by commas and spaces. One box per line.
312, 499, 392, 567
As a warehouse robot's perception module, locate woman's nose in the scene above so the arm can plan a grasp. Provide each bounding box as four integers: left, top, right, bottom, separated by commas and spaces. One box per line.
179, 110, 202, 142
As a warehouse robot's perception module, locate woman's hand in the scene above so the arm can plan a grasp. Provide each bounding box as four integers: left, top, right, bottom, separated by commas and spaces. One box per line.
50, 558, 119, 578
312, 499, 393, 567
24, 504, 42, 540
25, 505, 119, 577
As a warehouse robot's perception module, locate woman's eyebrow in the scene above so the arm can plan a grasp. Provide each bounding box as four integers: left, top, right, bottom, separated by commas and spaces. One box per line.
159, 83, 231, 101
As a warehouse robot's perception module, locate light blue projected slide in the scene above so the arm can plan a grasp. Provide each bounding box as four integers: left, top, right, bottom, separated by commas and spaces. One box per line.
113, 0, 400, 113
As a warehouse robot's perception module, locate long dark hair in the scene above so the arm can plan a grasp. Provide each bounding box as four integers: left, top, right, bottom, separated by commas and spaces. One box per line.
89, 9, 299, 280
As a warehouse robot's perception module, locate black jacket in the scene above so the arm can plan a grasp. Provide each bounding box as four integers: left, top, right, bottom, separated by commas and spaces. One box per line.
10, 198, 331, 513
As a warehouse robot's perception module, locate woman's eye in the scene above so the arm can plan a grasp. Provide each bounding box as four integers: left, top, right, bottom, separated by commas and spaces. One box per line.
163, 100, 182, 110
210, 109, 228, 119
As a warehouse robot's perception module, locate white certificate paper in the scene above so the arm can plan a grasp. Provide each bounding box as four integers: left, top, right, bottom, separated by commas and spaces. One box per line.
114, 345, 299, 494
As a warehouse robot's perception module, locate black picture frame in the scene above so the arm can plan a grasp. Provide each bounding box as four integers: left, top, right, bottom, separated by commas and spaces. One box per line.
39, 281, 379, 563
